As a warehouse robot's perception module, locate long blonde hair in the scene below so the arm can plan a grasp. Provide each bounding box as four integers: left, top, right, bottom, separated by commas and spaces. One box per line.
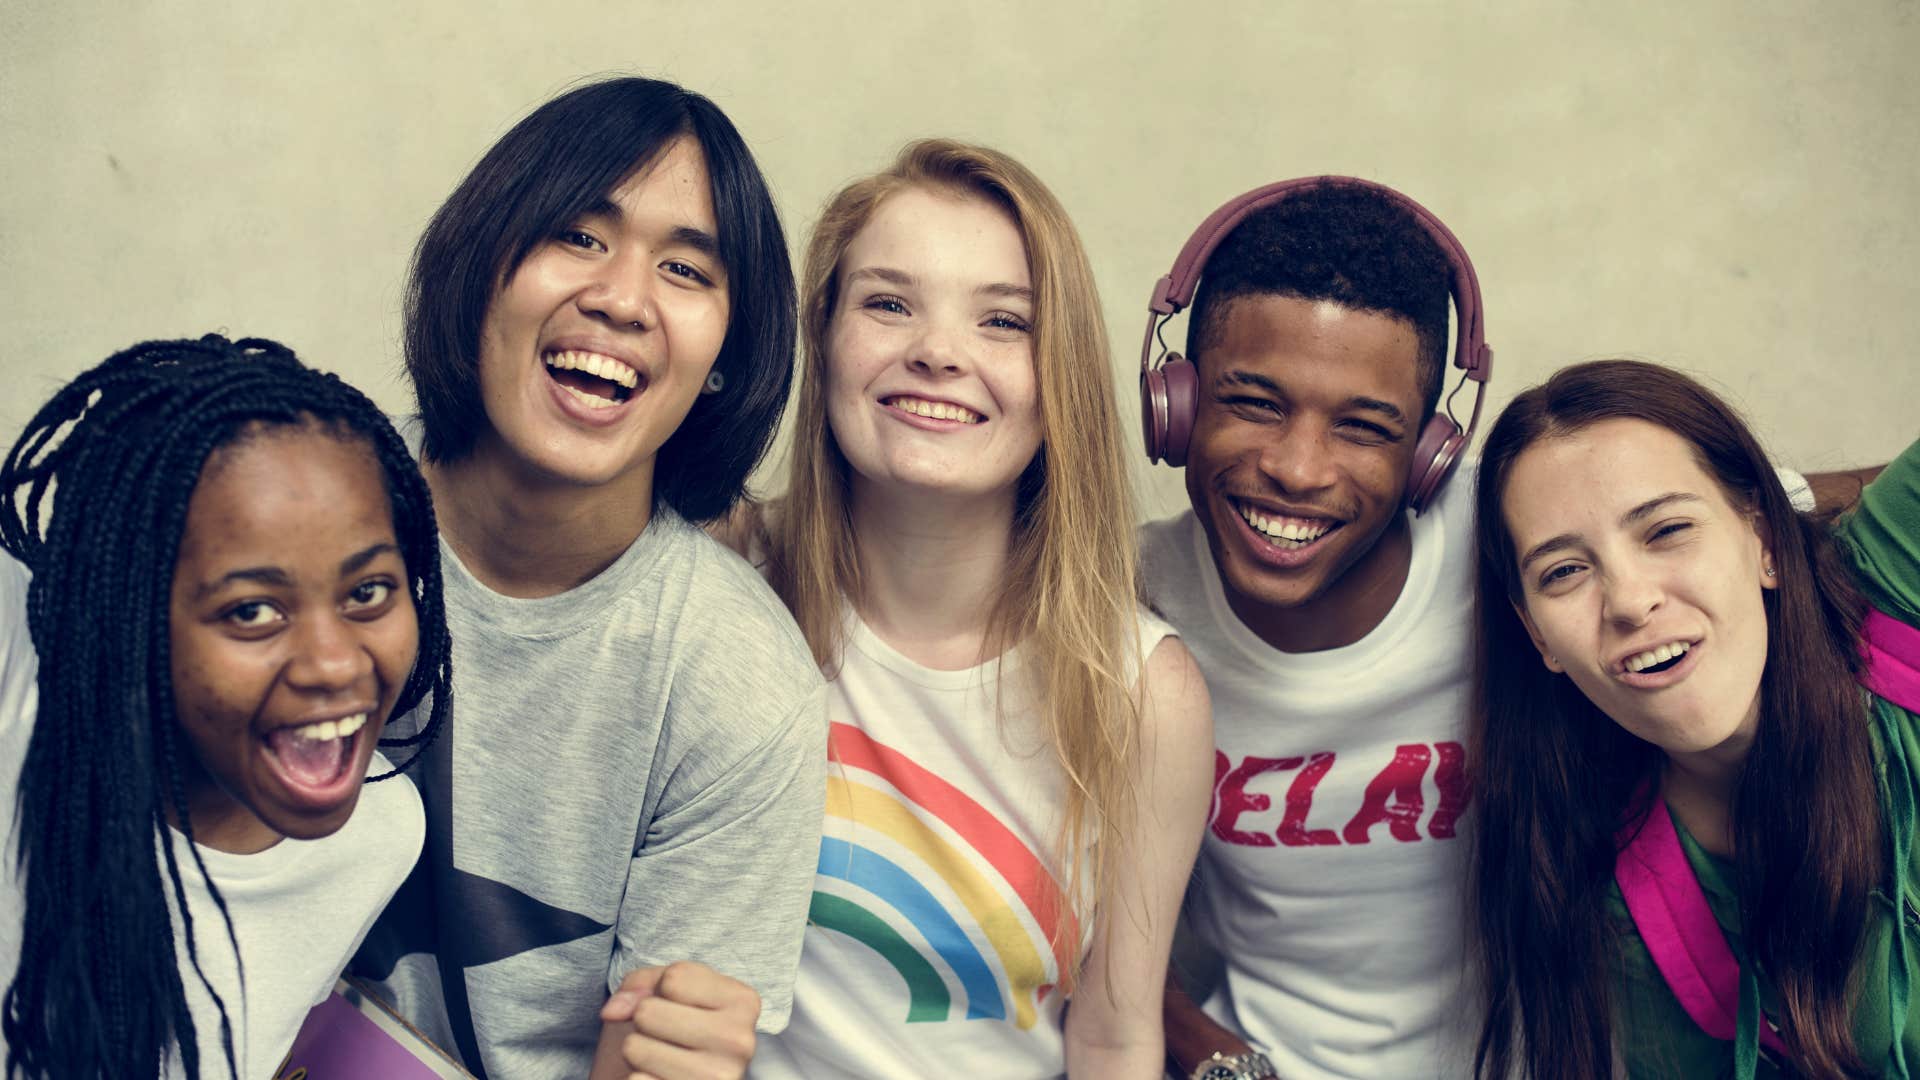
768, 139, 1141, 982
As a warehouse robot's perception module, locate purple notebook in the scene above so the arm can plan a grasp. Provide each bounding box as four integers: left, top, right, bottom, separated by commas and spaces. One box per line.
274, 978, 470, 1079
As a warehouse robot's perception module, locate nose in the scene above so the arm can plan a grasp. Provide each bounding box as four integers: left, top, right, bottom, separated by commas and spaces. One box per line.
284, 613, 372, 696
1255, 418, 1339, 497
577, 252, 657, 331
1600, 559, 1664, 628
906, 322, 967, 378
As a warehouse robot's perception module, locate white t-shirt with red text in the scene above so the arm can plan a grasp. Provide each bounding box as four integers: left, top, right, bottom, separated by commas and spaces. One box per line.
1139, 476, 1478, 1080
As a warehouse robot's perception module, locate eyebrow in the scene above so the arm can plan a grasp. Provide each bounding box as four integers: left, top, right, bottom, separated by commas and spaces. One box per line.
1220, 370, 1282, 393
844, 266, 1032, 303
193, 566, 293, 600
1349, 396, 1406, 424
1216, 372, 1406, 423
846, 266, 913, 289
1516, 491, 1706, 571
579, 200, 725, 267
190, 542, 401, 601
340, 542, 402, 576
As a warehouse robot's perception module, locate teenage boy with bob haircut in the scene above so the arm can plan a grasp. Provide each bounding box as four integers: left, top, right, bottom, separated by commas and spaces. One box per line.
1143, 184, 1859, 1080
352, 76, 826, 1080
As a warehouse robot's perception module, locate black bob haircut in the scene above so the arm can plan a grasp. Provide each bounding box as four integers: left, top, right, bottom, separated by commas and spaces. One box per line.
405, 75, 797, 523
1189, 182, 1454, 418
0, 335, 450, 1079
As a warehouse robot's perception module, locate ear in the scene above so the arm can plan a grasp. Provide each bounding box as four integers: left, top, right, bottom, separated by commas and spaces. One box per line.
1746, 510, 1779, 591
1512, 599, 1564, 673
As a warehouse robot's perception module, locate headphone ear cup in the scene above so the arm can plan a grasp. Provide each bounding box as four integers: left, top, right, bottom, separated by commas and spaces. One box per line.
1140, 355, 1199, 467
1406, 413, 1466, 515
1140, 368, 1169, 464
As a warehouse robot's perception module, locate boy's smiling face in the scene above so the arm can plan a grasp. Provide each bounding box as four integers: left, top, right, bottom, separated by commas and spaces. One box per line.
1183, 293, 1426, 651
470, 134, 731, 502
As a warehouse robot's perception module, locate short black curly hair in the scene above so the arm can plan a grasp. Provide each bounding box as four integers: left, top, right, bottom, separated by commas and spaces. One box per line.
1188, 182, 1453, 417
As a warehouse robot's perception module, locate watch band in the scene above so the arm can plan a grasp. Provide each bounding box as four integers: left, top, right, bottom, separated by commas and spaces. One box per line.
1190, 1048, 1278, 1080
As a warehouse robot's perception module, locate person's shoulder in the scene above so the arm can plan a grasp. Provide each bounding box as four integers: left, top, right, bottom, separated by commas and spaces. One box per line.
1431, 455, 1480, 527
1139, 508, 1204, 593
0, 553, 37, 746
1138, 508, 1197, 560
314, 754, 425, 889
647, 510, 820, 682
1135, 616, 1213, 760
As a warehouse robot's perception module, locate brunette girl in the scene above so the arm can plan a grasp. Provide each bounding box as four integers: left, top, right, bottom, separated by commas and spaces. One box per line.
1470, 359, 1915, 1078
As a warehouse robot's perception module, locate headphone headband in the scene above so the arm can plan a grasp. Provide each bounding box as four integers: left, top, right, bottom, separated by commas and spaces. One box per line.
1139, 175, 1491, 384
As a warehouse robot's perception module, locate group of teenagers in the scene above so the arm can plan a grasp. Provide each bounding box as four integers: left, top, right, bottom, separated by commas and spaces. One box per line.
0, 72, 1915, 1080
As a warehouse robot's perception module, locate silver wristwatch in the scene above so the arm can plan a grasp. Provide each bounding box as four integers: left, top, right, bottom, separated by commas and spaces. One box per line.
1190, 1049, 1278, 1080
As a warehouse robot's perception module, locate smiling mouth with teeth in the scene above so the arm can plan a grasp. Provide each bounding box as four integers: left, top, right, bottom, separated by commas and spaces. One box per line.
545, 349, 641, 410
263, 712, 367, 790
1623, 641, 1692, 675
886, 395, 984, 424
1236, 501, 1337, 549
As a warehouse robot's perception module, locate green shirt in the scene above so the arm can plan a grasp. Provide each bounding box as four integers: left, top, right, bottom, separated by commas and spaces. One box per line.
1608, 436, 1920, 1079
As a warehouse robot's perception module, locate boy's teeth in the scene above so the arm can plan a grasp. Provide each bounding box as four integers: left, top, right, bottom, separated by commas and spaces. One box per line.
544, 349, 639, 389
293, 713, 367, 742
562, 384, 620, 410
1625, 641, 1691, 673
1237, 504, 1331, 545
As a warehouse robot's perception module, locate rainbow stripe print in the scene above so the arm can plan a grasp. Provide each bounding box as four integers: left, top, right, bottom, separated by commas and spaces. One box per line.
810, 721, 1079, 1029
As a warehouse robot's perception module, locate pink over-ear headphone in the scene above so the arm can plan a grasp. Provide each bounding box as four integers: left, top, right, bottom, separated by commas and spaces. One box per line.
1140, 176, 1493, 515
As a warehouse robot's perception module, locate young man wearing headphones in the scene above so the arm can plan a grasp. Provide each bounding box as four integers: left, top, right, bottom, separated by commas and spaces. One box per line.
1138, 179, 1490, 1080
1138, 181, 1865, 1080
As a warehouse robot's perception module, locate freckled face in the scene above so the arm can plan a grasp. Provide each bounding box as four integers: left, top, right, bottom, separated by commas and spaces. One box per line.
1503, 418, 1775, 759
168, 428, 418, 853
1183, 295, 1424, 626
824, 187, 1042, 502
473, 134, 731, 500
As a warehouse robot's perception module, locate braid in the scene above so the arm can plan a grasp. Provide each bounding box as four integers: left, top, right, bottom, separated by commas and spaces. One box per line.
0, 335, 451, 1078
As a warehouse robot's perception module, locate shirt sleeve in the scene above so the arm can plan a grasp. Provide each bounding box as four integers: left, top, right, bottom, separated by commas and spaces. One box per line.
1837, 437, 1920, 626
0, 556, 37, 743
607, 680, 828, 1033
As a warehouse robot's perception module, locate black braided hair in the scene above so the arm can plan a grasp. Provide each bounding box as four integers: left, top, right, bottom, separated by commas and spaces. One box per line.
0, 334, 451, 1079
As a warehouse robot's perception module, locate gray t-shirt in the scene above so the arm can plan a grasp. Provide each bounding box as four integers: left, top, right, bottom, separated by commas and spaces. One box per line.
352, 506, 827, 1079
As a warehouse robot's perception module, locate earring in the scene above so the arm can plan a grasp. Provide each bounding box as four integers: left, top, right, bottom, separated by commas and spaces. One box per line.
1764, 564, 1776, 578
703, 370, 725, 395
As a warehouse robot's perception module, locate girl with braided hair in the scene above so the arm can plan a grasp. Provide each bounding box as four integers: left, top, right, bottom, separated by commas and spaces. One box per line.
0, 334, 451, 1078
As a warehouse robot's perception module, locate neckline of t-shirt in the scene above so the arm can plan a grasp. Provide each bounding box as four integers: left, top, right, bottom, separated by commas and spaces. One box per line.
168, 750, 401, 882
172, 816, 315, 882
844, 608, 1024, 690
437, 507, 680, 638
1189, 501, 1448, 675
398, 413, 677, 637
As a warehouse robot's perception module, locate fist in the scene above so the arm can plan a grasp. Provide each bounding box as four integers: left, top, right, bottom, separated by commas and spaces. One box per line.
589, 961, 763, 1080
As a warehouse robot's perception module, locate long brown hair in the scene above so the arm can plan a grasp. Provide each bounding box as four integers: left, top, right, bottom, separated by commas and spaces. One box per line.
766, 139, 1141, 983
1469, 360, 1876, 1079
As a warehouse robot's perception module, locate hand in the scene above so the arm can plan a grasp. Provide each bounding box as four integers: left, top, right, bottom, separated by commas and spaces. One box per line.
590, 961, 762, 1080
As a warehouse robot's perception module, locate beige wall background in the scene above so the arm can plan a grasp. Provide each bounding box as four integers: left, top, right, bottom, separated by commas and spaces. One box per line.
3, 2, 1915, 522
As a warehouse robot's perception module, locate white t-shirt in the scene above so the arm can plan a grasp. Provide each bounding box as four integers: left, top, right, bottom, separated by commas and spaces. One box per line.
1140, 478, 1480, 1080
0, 555, 425, 1078
750, 606, 1175, 1080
